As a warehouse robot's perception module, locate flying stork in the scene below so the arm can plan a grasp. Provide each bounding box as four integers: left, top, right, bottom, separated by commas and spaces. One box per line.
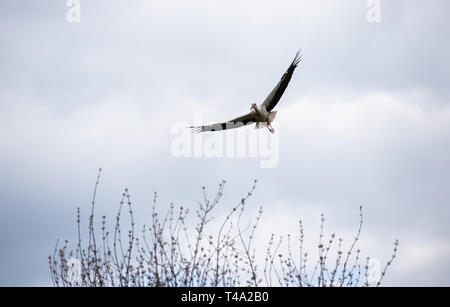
190, 50, 302, 134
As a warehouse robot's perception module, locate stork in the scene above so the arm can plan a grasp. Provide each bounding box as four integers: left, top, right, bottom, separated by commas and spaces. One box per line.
190, 50, 302, 134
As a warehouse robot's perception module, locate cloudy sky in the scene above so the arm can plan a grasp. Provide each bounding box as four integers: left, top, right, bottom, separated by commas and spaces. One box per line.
1, 0, 449, 286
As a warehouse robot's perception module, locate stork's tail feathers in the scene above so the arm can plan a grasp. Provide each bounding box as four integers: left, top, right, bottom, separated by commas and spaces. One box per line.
268, 111, 277, 122
255, 111, 277, 129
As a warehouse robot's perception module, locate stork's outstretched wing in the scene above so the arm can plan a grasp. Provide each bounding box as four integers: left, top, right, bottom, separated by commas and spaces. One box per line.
262, 50, 302, 112
189, 112, 256, 133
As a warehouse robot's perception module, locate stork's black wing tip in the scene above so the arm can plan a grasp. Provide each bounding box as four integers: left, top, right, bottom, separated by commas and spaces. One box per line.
292, 49, 302, 68
188, 126, 204, 134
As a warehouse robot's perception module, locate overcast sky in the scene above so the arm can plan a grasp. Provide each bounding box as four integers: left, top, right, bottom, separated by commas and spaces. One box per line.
1, 0, 449, 286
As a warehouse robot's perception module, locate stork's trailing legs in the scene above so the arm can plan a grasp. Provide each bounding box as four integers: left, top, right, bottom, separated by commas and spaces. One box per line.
267, 120, 275, 134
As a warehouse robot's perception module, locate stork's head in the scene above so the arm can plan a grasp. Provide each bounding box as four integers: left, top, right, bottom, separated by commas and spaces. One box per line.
250, 103, 257, 111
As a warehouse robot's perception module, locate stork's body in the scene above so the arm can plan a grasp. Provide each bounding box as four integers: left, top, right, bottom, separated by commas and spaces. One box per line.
190, 51, 302, 134
250, 103, 277, 133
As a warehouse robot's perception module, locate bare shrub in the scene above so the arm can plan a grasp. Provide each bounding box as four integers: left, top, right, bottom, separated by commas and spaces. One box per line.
49, 169, 398, 287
